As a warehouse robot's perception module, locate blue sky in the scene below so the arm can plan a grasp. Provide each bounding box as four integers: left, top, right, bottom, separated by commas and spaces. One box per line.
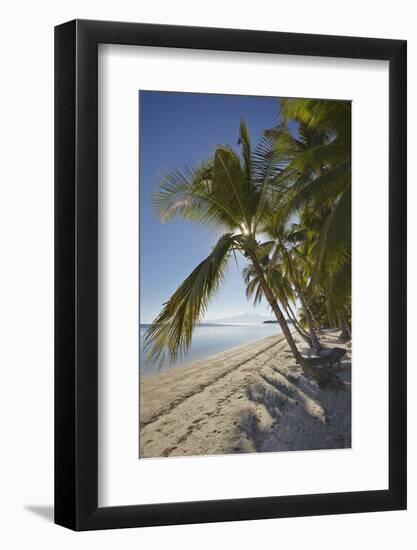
139, 91, 284, 324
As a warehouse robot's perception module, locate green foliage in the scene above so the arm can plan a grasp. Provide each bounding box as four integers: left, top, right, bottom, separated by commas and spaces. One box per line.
298, 294, 351, 331
298, 294, 330, 329
145, 120, 297, 365
146, 99, 352, 366
144, 233, 237, 367
264, 98, 352, 324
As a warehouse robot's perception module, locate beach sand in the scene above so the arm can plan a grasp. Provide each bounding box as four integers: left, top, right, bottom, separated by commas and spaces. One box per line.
139, 329, 351, 458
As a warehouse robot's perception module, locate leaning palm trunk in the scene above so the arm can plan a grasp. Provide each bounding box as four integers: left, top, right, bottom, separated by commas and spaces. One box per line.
338, 314, 351, 340
302, 296, 322, 333
148, 118, 343, 388
279, 241, 322, 351
249, 254, 303, 364
250, 254, 340, 387
286, 300, 310, 337
282, 301, 312, 345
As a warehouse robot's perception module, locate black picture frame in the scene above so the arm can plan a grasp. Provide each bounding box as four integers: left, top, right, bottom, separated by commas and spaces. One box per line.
55, 19, 407, 531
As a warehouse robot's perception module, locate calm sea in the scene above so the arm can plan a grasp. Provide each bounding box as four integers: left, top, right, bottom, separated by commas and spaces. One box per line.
140, 323, 281, 376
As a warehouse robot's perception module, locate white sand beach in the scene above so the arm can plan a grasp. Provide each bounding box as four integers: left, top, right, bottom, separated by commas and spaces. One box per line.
139, 329, 351, 458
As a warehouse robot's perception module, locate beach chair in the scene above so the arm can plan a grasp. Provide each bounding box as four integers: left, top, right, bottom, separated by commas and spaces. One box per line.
302, 347, 347, 371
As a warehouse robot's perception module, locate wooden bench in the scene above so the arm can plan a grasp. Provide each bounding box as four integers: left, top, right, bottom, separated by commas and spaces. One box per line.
302, 347, 347, 371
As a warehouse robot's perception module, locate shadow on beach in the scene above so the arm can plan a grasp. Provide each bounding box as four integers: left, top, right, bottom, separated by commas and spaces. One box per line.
228, 357, 351, 454
140, 330, 351, 458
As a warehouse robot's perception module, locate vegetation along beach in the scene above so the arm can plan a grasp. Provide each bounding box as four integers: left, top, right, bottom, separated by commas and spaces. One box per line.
140, 93, 351, 458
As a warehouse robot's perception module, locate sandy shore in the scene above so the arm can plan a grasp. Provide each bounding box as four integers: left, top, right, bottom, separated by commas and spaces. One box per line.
140, 329, 351, 458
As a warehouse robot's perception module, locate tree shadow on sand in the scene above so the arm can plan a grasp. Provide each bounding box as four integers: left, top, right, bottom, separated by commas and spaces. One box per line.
224, 361, 350, 454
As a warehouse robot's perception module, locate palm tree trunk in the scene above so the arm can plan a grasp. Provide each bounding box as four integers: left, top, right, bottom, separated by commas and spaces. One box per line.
282, 301, 312, 345
303, 297, 322, 333
286, 301, 298, 322
249, 254, 302, 364
286, 301, 310, 337
338, 314, 351, 340
246, 248, 347, 389
250, 254, 342, 387
279, 241, 322, 351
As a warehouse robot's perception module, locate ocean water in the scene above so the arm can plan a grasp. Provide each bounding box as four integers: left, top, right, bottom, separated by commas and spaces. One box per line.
140, 323, 281, 377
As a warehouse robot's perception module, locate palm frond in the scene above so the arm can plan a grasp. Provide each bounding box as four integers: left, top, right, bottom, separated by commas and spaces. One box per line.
282, 162, 350, 214
144, 233, 237, 368
212, 145, 254, 229
309, 188, 351, 286
286, 142, 348, 173
154, 162, 242, 231
252, 124, 295, 226
238, 118, 252, 186
281, 98, 351, 139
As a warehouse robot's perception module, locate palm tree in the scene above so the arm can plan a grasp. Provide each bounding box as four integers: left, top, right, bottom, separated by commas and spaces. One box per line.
267, 99, 351, 328
295, 203, 351, 333
144, 120, 304, 368
261, 218, 323, 351
242, 261, 313, 346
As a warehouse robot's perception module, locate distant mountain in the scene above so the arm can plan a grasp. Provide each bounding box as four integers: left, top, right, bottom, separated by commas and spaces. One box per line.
204, 313, 275, 325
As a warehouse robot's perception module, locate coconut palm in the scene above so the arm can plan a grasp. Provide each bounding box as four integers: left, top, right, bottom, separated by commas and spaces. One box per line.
144, 120, 304, 368
267, 99, 351, 327
242, 261, 313, 345
295, 204, 351, 332
261, 217, 323, 350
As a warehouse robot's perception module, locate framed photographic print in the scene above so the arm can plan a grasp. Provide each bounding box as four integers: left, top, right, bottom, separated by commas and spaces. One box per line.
55, 19, 407, 530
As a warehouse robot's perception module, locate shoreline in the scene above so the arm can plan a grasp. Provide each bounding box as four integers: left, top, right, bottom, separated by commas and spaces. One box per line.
140, 334, 285, 426
141, 332, 283, 379
140, 329, 351, 458
140, 324, 282, 378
